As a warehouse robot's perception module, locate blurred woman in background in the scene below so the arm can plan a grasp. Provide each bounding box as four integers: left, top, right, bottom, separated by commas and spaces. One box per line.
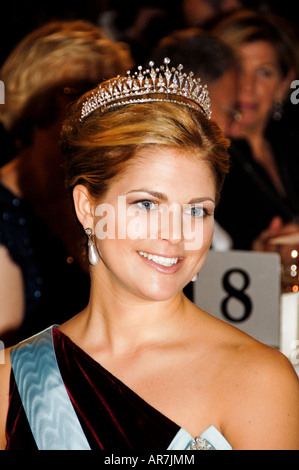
213, 10, 299, 249
0, 20, 133, 344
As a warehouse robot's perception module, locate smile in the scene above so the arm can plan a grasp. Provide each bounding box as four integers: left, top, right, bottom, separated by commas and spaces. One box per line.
138, 251, 179, 267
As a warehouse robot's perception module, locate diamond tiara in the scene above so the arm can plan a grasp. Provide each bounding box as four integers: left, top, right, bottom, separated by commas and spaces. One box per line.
80, 57, 211, 120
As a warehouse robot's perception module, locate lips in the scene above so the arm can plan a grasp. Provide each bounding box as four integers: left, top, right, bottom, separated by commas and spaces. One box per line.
138, 251, 179, 267
137, 250, 183, 274
239, 102, 258, 111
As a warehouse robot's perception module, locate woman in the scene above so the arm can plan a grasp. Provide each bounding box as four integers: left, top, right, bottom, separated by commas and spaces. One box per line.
0, 60, 298, 450
212, 10, 299, 249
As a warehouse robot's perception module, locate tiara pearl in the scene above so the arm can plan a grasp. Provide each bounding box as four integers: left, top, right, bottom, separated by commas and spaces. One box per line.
80, 58, 211, 120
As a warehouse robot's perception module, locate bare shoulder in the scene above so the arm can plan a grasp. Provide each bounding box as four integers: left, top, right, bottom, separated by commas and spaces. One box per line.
0, 348, 12, 450
233, 339, 298, 389
223, 338, 299, 449
190, 305, 299, 449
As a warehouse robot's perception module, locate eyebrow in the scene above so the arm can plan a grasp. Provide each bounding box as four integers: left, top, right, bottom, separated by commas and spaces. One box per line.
255, 61, 279, 69
126, 189, 215, 205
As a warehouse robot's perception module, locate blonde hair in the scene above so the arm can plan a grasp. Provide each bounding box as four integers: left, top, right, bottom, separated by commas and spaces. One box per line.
0, 20, 133, 133
61, 87, 230, 207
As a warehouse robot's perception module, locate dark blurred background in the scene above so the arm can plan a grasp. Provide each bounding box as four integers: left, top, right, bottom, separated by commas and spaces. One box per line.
1, 0, 299, 66
1, 0, 299, 165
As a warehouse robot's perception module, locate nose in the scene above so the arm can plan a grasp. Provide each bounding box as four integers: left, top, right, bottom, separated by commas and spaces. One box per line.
154, 204, 184, 245
240, 70, 256, 96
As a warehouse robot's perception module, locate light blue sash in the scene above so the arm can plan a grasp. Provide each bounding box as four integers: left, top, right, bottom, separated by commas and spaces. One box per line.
10, 326, 231, 450
10, 326, 91, 450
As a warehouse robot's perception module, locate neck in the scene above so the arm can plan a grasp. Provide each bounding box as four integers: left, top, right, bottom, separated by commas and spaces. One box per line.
233, 122, 270, 161
248, 134, 269, 161
231, 116, 267, 148
73, 270, 190, 356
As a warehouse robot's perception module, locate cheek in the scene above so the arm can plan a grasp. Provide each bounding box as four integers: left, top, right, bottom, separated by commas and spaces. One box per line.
257, 80, 281, 103
124, 209, 151, 240
95, 204, 117, 240
95, 237, 133, 273
202, 218, 215, 247
94, 202, 151, 241
183, 217, 214, 252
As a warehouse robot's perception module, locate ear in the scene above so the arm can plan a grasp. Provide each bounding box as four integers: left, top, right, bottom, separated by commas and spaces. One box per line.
72, 185, 95, 231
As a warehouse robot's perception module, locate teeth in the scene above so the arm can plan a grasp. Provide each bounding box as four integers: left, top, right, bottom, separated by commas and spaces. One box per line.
138, 251, 179, 267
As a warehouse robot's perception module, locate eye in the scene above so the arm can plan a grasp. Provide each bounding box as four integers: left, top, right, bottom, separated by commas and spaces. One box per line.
135, 200, 157, 211
257, 67, 275, 78
185, 205, 205, 218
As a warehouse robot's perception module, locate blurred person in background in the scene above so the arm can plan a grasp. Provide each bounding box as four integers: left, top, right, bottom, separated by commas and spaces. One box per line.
98, 0, 181, 63
98, 0, 243, 64
150, 28, 240, 136
182, 0, 242, 28
212, 9, 299, 250
0, 20, 133, 345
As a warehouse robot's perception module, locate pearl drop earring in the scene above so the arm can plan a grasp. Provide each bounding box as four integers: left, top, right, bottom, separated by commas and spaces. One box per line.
85, 228, 100, 266
191, 273, 198, 282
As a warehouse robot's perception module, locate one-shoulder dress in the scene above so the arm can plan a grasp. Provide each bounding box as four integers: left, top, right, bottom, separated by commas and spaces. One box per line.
6, 326, 232, 450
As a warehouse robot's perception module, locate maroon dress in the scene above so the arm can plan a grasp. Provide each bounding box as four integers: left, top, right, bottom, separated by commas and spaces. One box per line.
6, 327, 181, 450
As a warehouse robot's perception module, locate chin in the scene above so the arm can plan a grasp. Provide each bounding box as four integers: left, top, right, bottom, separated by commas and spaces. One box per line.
135, 278, 183, 302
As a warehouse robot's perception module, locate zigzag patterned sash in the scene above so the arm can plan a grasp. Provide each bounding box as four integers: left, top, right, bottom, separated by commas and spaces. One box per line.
10, 326, 91, 450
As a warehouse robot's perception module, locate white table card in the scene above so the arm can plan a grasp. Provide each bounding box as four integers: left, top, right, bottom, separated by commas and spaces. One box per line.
193, 250, 281, 348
